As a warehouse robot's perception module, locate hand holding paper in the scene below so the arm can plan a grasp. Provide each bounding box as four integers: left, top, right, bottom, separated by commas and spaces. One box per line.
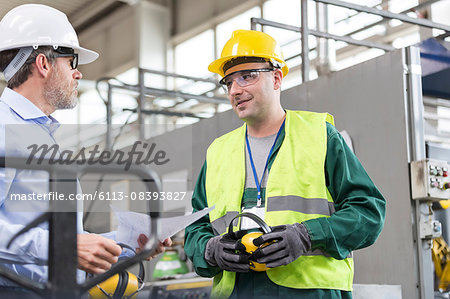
114, 206, 214, 249
136, 234, 172, 260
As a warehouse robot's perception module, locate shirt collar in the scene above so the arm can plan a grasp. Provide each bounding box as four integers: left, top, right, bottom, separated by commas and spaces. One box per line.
1, 87, 57, 122
0, 88, 60, 131
1, 87, 48, 119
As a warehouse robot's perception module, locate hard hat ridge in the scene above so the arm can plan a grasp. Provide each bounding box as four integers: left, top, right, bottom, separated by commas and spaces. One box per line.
208, 29, 289, 77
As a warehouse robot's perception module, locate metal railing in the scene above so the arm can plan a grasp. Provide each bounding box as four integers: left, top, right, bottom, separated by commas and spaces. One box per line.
0, 157, 161, 298
99, 68, 227, 148
251, 0, 450, 82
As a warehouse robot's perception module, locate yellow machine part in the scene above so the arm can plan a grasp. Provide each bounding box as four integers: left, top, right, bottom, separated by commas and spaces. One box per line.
88, 272, 139, 299
440, 200, 450, 210
432, 237, 450, 291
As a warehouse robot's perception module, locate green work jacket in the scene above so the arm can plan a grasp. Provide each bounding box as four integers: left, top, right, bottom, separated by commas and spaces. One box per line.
185, 111, 385, 298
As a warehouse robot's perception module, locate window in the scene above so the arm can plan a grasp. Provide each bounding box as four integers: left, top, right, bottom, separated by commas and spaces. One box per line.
174, 29, 216, 95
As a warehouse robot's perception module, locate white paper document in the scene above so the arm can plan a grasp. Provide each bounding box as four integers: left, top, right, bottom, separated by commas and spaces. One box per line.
113, 206, 214, 248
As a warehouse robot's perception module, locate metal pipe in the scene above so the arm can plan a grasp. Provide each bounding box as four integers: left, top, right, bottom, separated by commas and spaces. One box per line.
424, 98, 450, 109
311, 28, 394, 51
251, 18, 395, 51
314, 0, 450, 32
251, 19, 257, 30
403, 46, 432, 298
123, 108, 207, 119
106, 83, 113, 150
109, 83, 227, 105
301, 0, 310, 82
339, 0, 441, 38
423, 112, 450, 122
48, 171, 79, 299
138, 68, 145, 140
139, 67, 218, 84
436, 31, 450, 40
316, 1, 332, 74
334, 0, 387, 25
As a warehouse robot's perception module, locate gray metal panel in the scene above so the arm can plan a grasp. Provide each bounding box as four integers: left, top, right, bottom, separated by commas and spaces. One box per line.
353, 284, 402, 299
404, 46, 432, 299
282, 49, 418, 298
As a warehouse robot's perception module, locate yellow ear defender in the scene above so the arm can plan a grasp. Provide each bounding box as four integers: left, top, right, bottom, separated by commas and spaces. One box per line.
228, 213, 273, 272
88, 243, 145, 299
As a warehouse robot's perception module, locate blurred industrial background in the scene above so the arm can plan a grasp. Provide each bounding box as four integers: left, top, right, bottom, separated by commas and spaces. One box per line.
1, 0, 450, 298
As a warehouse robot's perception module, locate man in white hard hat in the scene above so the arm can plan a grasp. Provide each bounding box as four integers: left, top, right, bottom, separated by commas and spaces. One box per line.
0, 4, 170, 294
185, 30, 386, 298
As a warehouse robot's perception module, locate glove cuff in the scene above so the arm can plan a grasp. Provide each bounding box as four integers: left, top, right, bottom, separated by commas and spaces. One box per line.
296, 223, 312, 252
204, 237, 218, 267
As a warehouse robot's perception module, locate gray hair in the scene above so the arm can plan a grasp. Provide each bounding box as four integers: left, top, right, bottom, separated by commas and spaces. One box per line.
0, 46, 56, 89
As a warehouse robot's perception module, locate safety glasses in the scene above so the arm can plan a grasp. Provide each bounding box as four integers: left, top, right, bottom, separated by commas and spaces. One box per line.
219, 68, 275, 93
52, 47, 79, 70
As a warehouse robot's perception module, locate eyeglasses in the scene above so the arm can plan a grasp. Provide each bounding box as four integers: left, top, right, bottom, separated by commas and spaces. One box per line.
219, 68, 275, 93
52, 47, 78, 69
53, 53, 78, 69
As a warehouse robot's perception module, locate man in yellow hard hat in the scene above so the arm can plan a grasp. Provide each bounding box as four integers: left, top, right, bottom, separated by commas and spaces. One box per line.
185, 30, 386, 298
0, 4, 170, 296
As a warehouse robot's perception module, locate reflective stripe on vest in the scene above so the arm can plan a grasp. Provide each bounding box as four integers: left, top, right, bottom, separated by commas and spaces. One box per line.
211, 211, 239, 235
211, 197, 336, 235
267, 195, 336, 215
206, 110, 353, 299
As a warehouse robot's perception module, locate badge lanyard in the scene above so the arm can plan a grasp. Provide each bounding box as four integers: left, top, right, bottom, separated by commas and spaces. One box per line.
245, 119, 285, 207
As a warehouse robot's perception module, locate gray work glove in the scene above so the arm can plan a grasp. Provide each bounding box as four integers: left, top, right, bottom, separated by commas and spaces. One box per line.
204, 230, 250, 272
252, 223, 311, 268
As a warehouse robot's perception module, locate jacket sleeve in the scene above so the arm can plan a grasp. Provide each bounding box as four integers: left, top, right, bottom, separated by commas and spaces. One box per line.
303, 123, 386, 260
184, 161, 222, 277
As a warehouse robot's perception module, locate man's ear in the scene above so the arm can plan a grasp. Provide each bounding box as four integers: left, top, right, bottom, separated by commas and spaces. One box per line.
33, 53, 52, 78
273, 69, 283, 90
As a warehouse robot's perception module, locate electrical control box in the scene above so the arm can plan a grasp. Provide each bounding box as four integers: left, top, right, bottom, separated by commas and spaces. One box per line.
142, 277, 212, 299
411, 159, 449, 201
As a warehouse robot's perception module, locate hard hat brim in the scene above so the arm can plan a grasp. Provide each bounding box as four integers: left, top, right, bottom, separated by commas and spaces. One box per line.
208, 56, 232, 77
0, 44, 99, 65
209, 54, 288, 78
73, 46, 99, 65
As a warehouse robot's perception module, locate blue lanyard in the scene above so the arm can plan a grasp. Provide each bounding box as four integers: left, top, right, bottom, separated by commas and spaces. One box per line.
245, 120, 285, 207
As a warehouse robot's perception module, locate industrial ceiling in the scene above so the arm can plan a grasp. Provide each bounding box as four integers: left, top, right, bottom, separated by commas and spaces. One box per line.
0, 0, 155, 33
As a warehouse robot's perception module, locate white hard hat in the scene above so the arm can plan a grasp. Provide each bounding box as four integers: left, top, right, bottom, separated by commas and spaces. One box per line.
0, 4, 98, 65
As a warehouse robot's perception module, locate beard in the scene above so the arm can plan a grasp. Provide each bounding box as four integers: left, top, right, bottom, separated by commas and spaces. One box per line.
43, 66, 78, 110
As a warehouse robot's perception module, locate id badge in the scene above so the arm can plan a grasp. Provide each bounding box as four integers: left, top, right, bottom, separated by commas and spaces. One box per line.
240, 206, 266, 230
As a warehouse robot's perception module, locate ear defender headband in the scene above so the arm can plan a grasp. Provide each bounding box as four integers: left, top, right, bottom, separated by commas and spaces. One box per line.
228, 212, 272, 234
89, 243, 145, 299
228, 213, 273, 272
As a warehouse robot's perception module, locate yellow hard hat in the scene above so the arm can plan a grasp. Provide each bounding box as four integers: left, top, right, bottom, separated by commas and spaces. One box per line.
208, 29, 289, 77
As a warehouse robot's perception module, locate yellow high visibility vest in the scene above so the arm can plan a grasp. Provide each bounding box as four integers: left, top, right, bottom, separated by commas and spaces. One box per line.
205, 110, 353, 298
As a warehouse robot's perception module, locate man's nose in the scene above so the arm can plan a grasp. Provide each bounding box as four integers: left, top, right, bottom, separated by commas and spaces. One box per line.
228, 80, 243, 97
73, 69, 82, 80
